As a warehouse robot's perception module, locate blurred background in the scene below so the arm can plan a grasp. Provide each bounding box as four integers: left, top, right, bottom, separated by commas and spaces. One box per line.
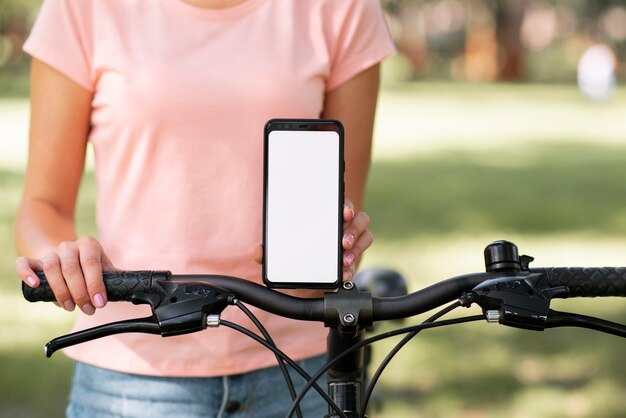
1, 0, 625, 417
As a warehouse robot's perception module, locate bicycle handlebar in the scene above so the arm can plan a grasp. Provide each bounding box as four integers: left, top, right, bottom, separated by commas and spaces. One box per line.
24, 271, 153, 303
20, 241, 626, 418
534, 267, 626, 297
23, 267, 626, 322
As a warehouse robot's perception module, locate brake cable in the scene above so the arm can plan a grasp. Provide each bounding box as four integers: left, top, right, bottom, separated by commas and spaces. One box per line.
360, 300, 463, 417
286, 314, 485, 418
233, 299, 303, 418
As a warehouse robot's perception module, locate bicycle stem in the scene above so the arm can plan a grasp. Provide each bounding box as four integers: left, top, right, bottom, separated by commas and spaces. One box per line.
325, 328, 366, 418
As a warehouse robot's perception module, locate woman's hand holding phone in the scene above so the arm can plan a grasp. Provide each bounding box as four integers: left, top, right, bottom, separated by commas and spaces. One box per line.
250, 198, 373, 281
341, 199, 372, 280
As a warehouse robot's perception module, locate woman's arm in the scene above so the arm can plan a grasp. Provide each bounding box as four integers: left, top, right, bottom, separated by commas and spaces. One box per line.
15, 58, 112, 314
322, 63, 380, 279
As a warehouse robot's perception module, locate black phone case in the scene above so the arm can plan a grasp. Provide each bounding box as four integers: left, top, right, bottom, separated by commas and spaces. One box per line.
262, 118, 344, 289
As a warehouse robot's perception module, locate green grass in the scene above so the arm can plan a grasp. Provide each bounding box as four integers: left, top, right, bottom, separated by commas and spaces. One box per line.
365, 142, 626, 240
0, 62, 30, 98
1, 82, 625, 417
361, 141, 626, 417
368, 307, 626, 418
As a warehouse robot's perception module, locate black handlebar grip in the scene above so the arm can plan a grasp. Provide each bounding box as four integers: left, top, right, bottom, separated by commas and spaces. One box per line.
22, 271, 154, 302
535, 267, 626, 297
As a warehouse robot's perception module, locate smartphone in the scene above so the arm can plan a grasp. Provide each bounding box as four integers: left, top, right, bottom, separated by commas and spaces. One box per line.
263, 119, 344, 289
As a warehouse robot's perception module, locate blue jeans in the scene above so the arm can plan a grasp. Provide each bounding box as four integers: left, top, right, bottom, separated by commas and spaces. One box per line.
67, 355, 328, 418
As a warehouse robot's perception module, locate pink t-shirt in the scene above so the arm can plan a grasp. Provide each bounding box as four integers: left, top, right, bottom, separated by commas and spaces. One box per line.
24, 0, 395, 377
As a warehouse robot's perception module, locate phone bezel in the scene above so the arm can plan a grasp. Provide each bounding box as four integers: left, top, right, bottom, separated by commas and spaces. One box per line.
262, 118, 345, 289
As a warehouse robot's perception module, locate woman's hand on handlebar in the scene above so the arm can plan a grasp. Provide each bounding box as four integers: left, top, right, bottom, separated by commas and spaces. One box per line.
16, 236, 117, 314
249, 200, 373, 281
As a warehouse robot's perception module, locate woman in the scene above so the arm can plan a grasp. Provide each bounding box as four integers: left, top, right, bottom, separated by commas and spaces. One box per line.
15, 0, 395, 416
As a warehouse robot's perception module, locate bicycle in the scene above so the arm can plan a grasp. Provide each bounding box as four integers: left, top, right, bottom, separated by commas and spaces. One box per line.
23, 240, 626, 417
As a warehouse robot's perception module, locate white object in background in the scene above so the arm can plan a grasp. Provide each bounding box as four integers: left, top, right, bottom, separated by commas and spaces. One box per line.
577, 44, 616, 101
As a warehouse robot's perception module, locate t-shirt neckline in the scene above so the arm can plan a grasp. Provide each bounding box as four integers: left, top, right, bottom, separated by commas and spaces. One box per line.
164, 0, 266, 20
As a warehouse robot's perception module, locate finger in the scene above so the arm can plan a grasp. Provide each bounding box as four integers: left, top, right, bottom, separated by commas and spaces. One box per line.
343, 251, 356, 267
16, 256, 42, 287
249, 243, 263, 264
41, 252, 74, 312
343, 264, 356, 281
343, 199, 355, 222
58, 242, 94, 315
343, 231, 373, 268
77, 237, 107, 309
342, 212, 370, 250
100, 251, 119, 272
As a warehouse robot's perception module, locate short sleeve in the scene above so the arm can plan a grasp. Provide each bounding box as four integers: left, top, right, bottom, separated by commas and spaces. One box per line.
23, 0, 94, 91
326, 0, 396, 91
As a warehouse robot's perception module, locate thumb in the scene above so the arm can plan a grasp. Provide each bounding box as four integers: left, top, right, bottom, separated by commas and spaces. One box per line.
249, 243, 263, 264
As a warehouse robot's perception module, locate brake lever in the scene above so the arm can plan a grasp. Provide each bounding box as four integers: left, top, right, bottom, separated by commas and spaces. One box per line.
545, 309, 626, 337
466, 275, 624, 337
45, 279, 233, 357
465, 240, 626, 337
133, 278, 231, 336
466, 274, 569, 331
45, 316, 161, 357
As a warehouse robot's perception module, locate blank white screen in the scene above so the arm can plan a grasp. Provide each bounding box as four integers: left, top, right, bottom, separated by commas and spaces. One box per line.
266, 130, 340, 284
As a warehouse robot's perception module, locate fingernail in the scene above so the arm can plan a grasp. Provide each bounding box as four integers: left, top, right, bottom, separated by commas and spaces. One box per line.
26, 275, 37, 287
64, 301, 75, 312
94, 293, 106, 308
82, 304, 96, 315
344, 253, 355, 266
344, 234, 355, 247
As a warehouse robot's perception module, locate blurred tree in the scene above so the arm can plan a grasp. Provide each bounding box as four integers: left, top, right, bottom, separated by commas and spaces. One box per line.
464, 0, 497, 81
495, 0, 526, 81
383, 0, 430, 78
381, 0, 626, 83
2, 0, 625, 84
0, 0, 39, 65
